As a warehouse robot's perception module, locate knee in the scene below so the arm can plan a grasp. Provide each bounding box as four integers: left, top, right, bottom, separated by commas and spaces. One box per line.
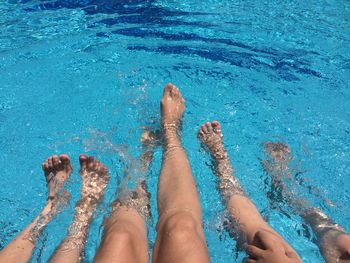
102, 222, 138, 248
96, 221, 148, 263
160, 212, 202, 241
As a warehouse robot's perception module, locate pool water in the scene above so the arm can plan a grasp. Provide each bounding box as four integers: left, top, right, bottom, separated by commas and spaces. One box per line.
0, 0, 349, 262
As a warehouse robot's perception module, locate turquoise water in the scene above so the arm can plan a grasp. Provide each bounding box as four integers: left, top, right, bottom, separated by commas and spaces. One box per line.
0, 0, 349, 262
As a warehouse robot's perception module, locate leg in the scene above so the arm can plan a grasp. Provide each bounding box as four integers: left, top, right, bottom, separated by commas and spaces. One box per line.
94, 130, 158, 263
49, 155, 109, 263
263, 142, 350, 263
303, 209, 350, 263
93, 185, 150, 263
198, 121, 300, 261
152, 83, 210, 263
0, 155, 72, 263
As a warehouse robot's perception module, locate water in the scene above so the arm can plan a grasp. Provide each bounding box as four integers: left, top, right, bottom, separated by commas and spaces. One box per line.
0, 0, 349, 262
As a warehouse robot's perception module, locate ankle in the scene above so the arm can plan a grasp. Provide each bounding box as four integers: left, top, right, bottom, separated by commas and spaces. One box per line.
162, 128, 182, 147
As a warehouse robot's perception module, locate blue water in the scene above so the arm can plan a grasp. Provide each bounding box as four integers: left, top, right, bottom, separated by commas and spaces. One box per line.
0, 0, 349, 262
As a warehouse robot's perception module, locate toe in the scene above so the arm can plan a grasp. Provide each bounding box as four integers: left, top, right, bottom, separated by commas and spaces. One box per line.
205, 122, 212, 132
79, 154, 88, 170
93, 160, 100, 170
212, 121, 221, 133
163, 83, 173, 96
87, 156, 94, 169
198, 129, 205, 138
52, 155, 59, 166
172, 85, 179, 98
60, 154, 71, 164
60, 154, 72, 173
48, 157, 53, 167
42, 161, 49, 171
102, 166, 108, 174
200, 124, 207, 133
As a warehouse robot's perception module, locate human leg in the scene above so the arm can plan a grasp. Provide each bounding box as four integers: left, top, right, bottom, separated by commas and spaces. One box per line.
152, 83, 210, 263
0, 155, 71, 263
93, 185, 150, 263
198, 121, 300, 261
94, 130, 158, 263
49, 155, 109, 263
263, 142, 350, 263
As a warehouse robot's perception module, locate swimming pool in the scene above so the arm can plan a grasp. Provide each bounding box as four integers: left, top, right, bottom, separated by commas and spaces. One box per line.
0, 0, 349, 262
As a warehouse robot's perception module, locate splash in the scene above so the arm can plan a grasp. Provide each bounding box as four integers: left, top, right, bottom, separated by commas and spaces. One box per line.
83, 128, 151, 196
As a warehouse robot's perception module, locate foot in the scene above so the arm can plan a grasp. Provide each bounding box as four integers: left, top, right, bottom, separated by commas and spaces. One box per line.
264, 142, 291, 163
42, 154, 72, 200
134, 180, 151, 219
140, 129, 161, 171
130, 180, 151, 219
79, 155, 110, 203
160, 83, 185, 128
198, 121, 227, 160
263, 142, 292, 183
141, 129, 161, 148
111, 179, 151, 220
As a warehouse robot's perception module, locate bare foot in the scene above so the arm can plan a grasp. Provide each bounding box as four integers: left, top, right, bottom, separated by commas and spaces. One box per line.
160, 83, 185, 128
113, 130, 156, 219
79, 155, 110, 203
42, 154, 72, 200
264, 142, 291, 163
198, 121, 227, 160
111, 178, 151, 220
140, 129, 161, 171
134, 180, 151, 219
262, 142, 293, 182
118, 180, 151, 219
141, 129, 161, 148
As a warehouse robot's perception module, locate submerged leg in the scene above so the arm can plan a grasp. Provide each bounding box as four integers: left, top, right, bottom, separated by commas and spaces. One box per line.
264, 142, 350, 263
198, 121, 301, 261
49, 155, 109, 263
152, 83, 210, 263
94, 130, 157, 263
0, 155, 72, 263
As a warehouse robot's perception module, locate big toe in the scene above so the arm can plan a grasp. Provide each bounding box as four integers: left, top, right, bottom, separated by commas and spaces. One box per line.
171, 85, 180, 98
212, 121, 221, 134
60, 154, 72, 171
60, 154, 71, 164
163, 83, 174, 97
